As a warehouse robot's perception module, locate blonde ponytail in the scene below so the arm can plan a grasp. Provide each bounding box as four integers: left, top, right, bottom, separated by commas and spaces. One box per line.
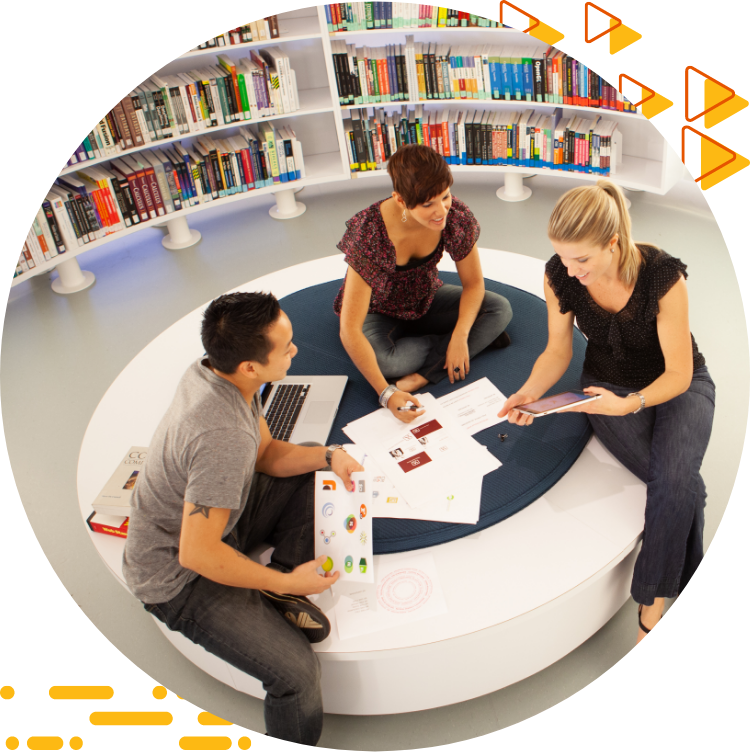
547, 180, 644, 285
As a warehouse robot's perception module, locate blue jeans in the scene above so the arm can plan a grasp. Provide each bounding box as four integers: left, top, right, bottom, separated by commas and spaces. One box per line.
363, 284, 513, 384
144, 471, 322, 745
580, 367, 716, 605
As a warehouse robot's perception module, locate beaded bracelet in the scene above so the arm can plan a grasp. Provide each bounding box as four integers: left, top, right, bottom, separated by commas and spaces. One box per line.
379, 384, 398, 409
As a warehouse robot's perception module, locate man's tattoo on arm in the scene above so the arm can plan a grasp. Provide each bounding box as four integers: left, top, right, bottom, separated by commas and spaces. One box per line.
234, 549, 251, 562
189, 505, 211, 519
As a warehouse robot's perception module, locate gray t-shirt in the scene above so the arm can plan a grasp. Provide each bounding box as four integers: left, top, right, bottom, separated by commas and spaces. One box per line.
123, 358, 261, 603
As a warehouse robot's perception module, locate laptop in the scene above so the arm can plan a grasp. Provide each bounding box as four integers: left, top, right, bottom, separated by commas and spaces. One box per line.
260, 375, 348, 444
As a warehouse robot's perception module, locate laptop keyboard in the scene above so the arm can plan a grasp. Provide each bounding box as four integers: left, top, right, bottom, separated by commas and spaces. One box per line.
264, 384, 311, 441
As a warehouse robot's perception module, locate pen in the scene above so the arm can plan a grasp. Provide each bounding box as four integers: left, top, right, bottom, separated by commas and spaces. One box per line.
397, 405, 421, 412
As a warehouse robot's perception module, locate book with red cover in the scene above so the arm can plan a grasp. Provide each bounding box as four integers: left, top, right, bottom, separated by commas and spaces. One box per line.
110, 158, 150, 222
87, 511, 129, 538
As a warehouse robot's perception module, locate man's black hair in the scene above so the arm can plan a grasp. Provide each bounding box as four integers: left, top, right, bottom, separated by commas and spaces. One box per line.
201, 292, 281, 374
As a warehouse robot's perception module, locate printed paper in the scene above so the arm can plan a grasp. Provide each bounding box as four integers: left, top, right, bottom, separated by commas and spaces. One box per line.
334, 551, 448, 641
314, 470, 374, 583
435, 377, 509, 434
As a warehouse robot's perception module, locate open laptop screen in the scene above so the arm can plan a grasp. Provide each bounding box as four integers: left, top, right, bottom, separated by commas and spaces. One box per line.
259, 382, 273, 408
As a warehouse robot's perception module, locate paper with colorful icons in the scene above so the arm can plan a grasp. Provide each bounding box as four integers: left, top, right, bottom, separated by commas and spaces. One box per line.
314, 470, 374, 583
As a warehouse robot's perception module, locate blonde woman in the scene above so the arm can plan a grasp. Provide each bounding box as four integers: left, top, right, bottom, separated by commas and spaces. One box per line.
499, 180, 715, 643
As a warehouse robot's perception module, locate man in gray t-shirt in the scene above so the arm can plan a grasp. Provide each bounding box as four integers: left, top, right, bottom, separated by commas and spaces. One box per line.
122, 292, 362, 746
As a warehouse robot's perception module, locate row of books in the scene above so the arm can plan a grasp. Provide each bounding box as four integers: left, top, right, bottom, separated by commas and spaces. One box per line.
343, 105, 620, 175
326, 3, 501, 31
16, 210, 67, 278
18, 127, 305, 278
332, 38, 637, 111
67, 48, 300, 167
193, 16, 281, 49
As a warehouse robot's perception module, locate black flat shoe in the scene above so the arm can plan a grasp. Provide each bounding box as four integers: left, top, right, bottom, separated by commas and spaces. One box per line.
638, 604, 660, 635
260, 590, 331, 643
489, 331, 512, 349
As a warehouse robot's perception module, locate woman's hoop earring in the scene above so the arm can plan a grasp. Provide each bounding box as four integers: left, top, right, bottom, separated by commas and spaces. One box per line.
401, 208, 407, 223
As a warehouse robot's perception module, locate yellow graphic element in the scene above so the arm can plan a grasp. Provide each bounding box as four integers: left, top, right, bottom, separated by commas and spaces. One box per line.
89, 710, 234, 737
557, 704, 750, 723
703, 78, 734, 111
529, 18, 586, 47
498, 2, 564, 45
612, 19, 750, 58
700, 91, 750, 200
0, 684, 276, 750
0, 736, 276, 750
0, 684, 184, 712
620, 660, 747, 687
641, 89, 685, 120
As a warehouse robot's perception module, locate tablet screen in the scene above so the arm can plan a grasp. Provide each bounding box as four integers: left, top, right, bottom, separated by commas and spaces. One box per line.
519, 391, 593, 415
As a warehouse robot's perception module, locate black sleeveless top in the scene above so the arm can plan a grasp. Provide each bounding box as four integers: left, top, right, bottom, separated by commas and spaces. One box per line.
545, 245, 706, 390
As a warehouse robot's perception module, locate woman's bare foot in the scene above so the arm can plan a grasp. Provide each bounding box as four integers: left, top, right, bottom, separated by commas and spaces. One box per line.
395, 373, 429, 392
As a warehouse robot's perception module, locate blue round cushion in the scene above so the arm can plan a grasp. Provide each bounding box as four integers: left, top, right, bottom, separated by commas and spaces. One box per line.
282, 273, 591, 555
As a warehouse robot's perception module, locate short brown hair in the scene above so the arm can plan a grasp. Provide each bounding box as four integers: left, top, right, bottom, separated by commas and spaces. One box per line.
387, 144, 453, 208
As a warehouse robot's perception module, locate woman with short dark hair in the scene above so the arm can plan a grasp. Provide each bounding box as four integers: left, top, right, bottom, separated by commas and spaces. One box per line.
335, 144, 513, 423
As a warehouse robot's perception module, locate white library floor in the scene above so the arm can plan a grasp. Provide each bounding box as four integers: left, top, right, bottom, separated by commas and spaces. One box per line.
3, 169, 747, 749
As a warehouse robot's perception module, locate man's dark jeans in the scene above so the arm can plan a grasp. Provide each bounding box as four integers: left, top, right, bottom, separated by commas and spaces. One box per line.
581, 366, 716, 605
144, 471, 322, 745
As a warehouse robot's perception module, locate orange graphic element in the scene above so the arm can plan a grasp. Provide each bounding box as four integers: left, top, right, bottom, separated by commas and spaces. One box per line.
5, 738, 19, 751
498, 0, 750, 47
49, 686, 113, 700
152, 686, 168, 700
69, 740, 83, 751
617, 65, 750, 200
0, 686, 14, 700
26, 739, 63, 751
322, 479, 336, 490
89, 712, 173, 725
238, 738, 252, 750
197, 712, 232, 725
178, 738, 232, 750
617, 68, 686, 120
524, 18, 586, 47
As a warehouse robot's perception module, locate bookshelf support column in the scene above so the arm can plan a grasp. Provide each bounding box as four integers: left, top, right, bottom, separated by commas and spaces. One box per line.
162, 216, 201, 250
269, 188, 306, 220
51, 257, 96, 295
496, 173, 532, 203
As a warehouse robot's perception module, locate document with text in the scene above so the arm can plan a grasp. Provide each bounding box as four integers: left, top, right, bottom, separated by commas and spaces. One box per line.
435, 377, 508, 435
343, 394, 498, 508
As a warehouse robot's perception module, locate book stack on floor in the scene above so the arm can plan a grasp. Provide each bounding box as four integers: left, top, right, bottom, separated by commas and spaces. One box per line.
86, 446, 148, 539
192, 15, 280, 49
343, 105, 619, 175
65, 47, 300, 168
17, 127, 305, 279
331, 40, 636, 111
325, 3, 501, 31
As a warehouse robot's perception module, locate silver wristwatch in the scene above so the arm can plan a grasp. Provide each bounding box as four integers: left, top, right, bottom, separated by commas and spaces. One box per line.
627, 392, 646, 414
325, 444, 344, 465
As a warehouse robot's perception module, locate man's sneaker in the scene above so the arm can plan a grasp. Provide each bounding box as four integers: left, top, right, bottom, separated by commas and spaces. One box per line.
260, 591, 331, 643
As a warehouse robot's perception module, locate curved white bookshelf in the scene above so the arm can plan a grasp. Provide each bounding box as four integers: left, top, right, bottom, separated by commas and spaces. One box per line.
327, 26, 523, 40
57, 86, 336, 179
341, 98, 645, 118
179, 17, 323, 59
15, 4, 682, 293
11, 151, 347, 287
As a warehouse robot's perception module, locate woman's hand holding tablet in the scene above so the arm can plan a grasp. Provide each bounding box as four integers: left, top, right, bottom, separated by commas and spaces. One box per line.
498, 390, 602, 426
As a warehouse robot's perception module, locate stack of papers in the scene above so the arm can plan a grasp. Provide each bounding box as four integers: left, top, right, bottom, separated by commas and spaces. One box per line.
341, 380, 506, 525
